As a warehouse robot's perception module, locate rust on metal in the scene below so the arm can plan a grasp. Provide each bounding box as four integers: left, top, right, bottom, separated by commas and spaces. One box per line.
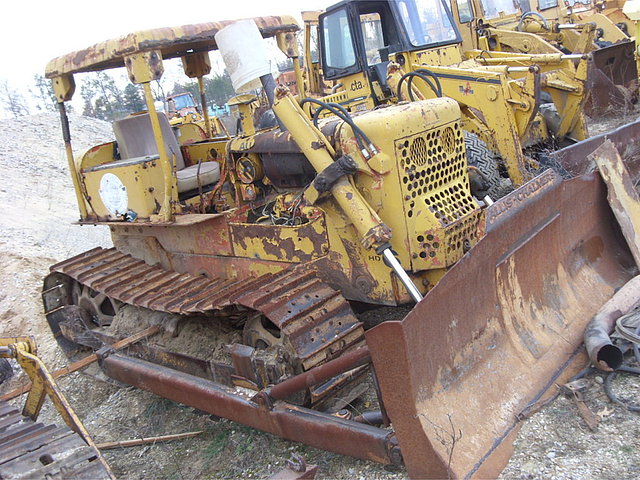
265, 347, 370, 401
592, 140, 640, 267
45, 16, 299, 78
45, 248, 367, 410
584, 42, 637, 116
584, 275, 640, 371
99, 353, 401, 465
0, 400, 113, 479
550, 119, 640, 179
229, 218, 329, 262
591, 41, 637, 88
365, 173, 635, 479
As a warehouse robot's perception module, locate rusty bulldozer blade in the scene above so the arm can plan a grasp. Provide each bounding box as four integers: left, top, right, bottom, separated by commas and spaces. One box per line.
366, 168, 636, 479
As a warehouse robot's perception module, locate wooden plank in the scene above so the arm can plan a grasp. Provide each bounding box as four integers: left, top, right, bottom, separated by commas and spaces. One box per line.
20, 446, 107, 480
46, 455, 111, 479
0, 413, 24, 431
96, 430, 203, 450
0, 432, 86, 476
591, 139, 640, 267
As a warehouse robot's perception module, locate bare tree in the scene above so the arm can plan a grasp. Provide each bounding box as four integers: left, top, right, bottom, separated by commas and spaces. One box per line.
0, 79, 30, 118
80, 72, 126, 121
30, 74, 57, 112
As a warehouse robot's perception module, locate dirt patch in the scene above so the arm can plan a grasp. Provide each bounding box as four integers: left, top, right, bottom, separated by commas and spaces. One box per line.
110, 304, 242, 363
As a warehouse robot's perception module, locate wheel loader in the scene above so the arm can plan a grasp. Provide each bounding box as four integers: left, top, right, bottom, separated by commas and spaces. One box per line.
531, 0, 633, 37
165, 92, 202, 125
301, 0, 595, 194
447, 0, 637, 115
40, 10, 640, 480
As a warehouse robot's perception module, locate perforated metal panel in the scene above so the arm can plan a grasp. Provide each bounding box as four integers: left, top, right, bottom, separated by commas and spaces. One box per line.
396, 122, 482, 269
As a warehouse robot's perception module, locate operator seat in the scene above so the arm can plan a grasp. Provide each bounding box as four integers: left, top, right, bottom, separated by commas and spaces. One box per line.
112, 113, 220, 193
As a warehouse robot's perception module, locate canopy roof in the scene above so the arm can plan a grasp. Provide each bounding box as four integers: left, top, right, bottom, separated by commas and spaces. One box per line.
45, 15, 299, 78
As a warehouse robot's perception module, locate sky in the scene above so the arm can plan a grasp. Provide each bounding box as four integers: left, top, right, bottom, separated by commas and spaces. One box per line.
0, 0, 333, 117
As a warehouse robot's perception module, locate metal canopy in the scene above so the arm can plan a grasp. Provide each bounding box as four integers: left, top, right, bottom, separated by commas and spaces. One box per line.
45, 15, 299, 78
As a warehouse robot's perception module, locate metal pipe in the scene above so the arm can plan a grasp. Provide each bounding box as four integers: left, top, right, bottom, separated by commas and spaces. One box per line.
584, 275, 640, 371
382, 248, 423, 303
561, 54, 587, 60
354, 411, 385, 426
268, 347, 370, 400
556, 24, 579, 30
480, 53, 564, 64
506, 67, 530, 72
197, 76, 212, 138
99, 353, 401, 465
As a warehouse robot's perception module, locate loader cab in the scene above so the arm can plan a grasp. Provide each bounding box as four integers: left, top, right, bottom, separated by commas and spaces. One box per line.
318, 0, 461, 109
165, 92, 202, 125
449, 0, 526, 50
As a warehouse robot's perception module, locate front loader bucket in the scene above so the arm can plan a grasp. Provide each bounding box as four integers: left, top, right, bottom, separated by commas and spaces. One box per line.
366, 170, 636, 479
585, 41, 637, 116
550, 118, 640, 178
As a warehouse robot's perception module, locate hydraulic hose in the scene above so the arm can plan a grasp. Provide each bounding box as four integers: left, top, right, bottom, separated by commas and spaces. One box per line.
300, 98, 377, 159
604, 366, 640, 412
397, 69, 442, 101
517, 11, 550, 32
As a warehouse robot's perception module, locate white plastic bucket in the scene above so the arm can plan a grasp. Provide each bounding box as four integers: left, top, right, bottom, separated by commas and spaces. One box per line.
215, 20, 271, 93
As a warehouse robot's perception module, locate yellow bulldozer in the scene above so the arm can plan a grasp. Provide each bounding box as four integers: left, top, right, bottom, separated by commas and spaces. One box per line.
39, 6, 640, 479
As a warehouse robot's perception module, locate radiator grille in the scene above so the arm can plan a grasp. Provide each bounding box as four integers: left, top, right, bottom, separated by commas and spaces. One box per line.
396, 122, 482, 268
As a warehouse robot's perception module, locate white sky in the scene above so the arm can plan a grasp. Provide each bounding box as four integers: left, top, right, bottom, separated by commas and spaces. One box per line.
0, 0, 334, 117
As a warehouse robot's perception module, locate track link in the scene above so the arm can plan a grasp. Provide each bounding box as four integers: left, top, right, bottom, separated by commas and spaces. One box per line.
42, 248, 367, 410
0, 400, 112, 479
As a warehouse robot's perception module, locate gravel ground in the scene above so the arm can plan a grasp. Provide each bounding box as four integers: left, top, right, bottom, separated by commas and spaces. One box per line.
0, 111, 639, 479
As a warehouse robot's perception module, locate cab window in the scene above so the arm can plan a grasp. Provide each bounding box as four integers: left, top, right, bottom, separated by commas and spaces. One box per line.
479, 0, 519, 17
397, 0, 459, 46
456, 0, 474, 23
360, 13, 385, 65
323, 8, 356, 69
538, 0, 558, 9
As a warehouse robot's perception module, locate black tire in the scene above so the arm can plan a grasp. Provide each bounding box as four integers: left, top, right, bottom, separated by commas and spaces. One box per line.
464, 132, 513, 200
0, 358, 13, 385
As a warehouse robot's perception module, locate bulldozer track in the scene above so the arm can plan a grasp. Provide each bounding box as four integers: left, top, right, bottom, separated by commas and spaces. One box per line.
42, 248, 367, 408
0, 400, 112, 479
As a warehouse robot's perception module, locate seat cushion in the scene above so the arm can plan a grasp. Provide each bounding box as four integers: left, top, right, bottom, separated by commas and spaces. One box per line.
176, 162, 220, 193
113, 113, 185, 170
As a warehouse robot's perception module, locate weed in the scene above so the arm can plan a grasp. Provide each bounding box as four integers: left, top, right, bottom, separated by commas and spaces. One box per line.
620, 445, 634, 454
204, 430, 231, 460
231, 425, 257, 456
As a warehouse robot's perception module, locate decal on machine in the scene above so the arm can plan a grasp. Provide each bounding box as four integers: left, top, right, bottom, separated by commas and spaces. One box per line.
459, 82, 474, 95
99, 173, 128, 216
